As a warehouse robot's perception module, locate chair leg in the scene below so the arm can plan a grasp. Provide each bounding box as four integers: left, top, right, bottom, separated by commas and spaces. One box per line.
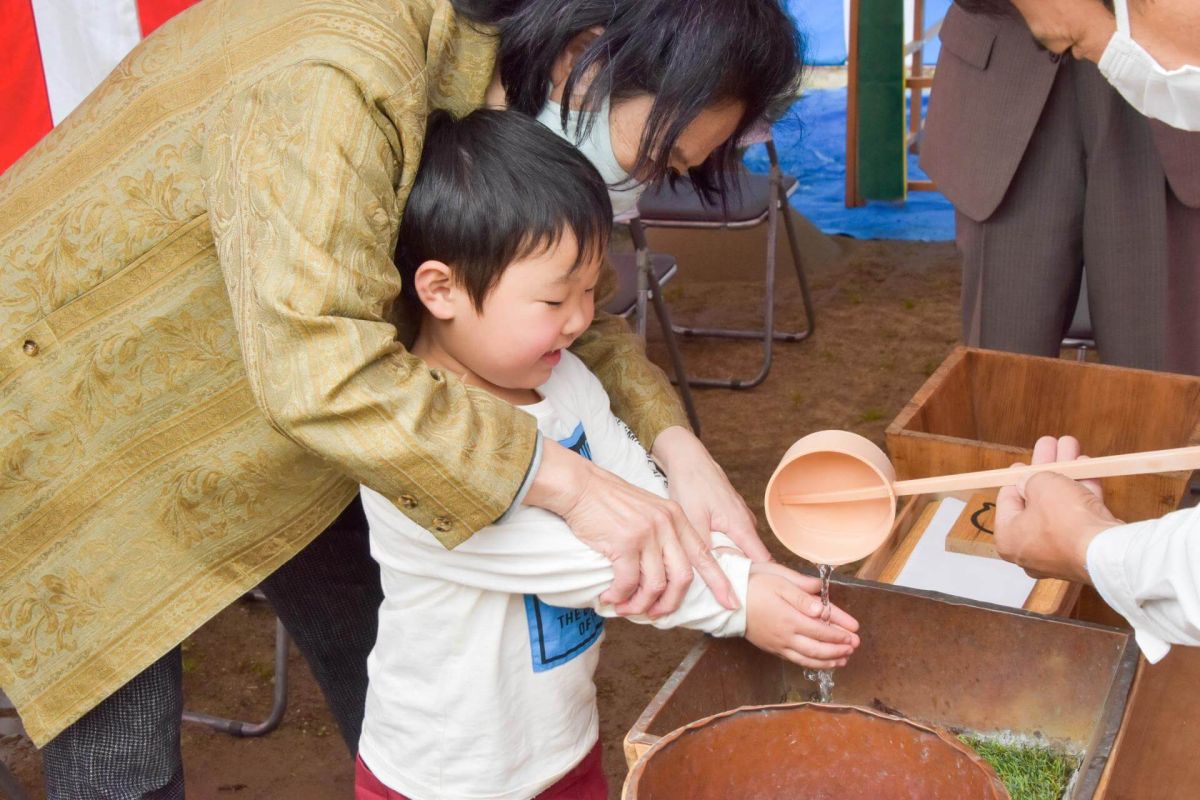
645, 265, 701, 435
672, 169, 791, 389
634, 246, 649, 339
182, 617, 289, 737
778, 179, 816, 342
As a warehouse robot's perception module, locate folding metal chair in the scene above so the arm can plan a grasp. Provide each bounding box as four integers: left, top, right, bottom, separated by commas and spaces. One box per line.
604, 215, 702, 434
635, 132, 815, 389
182, 591, 289, 737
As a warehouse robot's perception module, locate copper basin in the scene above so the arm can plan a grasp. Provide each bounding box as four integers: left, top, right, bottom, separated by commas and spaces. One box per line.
624, 703, 1009, 799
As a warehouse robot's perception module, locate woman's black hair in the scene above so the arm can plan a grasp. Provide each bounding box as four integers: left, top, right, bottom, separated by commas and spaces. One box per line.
396, 109, 612, 311
453, 0, 804, 202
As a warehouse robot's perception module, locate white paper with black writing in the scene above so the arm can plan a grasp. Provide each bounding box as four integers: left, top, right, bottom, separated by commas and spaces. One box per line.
894, 497, 1036, 608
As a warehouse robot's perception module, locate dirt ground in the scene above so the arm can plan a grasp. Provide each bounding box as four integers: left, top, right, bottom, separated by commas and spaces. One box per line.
2, 219, 964, 799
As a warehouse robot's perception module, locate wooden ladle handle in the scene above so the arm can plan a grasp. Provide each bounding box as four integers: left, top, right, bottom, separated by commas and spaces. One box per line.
780, 445, 1200, 505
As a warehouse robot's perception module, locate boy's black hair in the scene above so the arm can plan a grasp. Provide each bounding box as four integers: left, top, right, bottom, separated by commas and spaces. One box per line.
452, 0, 804, 203
396, 109, 613, 311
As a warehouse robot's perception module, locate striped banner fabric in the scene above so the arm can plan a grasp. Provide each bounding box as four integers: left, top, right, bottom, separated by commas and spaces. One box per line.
0, 0, 202, 173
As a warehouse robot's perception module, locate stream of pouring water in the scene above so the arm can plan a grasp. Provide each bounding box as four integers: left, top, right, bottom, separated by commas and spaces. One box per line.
803, 564, 835, 702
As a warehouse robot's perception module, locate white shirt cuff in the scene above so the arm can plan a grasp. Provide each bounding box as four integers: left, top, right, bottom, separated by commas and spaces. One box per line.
707, 532, 752, 637
1087, 522, 1172, 663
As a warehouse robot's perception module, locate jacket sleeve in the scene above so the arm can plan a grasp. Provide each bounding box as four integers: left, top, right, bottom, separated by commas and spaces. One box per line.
1087, 506, 1200, 663
568, 260, 690, 449
203, 62, 537, 548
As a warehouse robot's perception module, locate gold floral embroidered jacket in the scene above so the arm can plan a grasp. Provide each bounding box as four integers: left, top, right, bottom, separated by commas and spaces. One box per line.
0, 0, 687, 746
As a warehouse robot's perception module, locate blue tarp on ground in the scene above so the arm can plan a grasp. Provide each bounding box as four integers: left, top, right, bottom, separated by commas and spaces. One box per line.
787, 0, 952, 66
743, 88, 956, 241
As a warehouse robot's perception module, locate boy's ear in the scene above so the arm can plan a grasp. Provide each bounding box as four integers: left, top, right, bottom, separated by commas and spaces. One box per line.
412, 260, 459, 320
550, 26, 605, 104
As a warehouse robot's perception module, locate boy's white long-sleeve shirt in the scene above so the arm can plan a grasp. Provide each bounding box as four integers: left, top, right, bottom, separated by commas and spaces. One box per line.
1087, 505, 1200, 662
357, 351, 750, 800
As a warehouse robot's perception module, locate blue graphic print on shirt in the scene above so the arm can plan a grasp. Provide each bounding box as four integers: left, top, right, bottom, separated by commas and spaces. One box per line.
525, 422, 604, 673
557, 420, 592, 461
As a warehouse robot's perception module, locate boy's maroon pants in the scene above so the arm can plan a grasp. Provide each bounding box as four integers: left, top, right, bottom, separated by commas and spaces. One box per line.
354, 740, 607, 800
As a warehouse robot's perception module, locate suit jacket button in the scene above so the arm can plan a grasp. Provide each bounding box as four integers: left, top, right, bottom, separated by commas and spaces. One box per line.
398, 494, 418, 509
432, 516, 452, 533
23, 340, 39, 356
1048, 52, 1062, 63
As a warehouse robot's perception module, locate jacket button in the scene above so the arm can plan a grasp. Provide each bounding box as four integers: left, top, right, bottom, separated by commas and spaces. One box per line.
23, 340, 39, 356
398, 494, 418, 509
432, 516, 452, 533
1048, 52, 1062, 63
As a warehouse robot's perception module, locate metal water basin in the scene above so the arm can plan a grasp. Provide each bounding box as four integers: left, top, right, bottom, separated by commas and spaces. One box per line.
624, 577, 1138, 799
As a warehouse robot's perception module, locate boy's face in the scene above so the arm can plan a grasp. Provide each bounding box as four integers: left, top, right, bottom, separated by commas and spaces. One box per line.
441, 235, 601, 396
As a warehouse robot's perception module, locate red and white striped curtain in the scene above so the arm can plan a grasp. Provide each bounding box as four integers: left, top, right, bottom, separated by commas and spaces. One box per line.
1, 0, 202, 173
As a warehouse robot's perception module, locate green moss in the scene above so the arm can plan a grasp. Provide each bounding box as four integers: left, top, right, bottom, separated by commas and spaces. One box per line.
859, 408, 887, 423
959, 735, 1079, 800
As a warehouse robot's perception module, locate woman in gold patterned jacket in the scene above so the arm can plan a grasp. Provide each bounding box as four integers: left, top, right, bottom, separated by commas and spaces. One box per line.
0, 0, 802, 795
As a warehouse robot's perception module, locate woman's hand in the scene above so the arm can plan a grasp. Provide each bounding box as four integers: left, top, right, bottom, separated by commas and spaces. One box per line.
744, 562, 860, 670
651, 426, 773, 576
525, 439, 738, 616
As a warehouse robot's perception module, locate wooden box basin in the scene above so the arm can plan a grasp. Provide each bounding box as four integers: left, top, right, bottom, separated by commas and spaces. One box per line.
885, 347, 1200, 523
884, 347, 1200, 798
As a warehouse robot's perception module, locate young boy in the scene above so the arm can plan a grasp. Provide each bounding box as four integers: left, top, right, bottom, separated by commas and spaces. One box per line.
356, 109, 861, 800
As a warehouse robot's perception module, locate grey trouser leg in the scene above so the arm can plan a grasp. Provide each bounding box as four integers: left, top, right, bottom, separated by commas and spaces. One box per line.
41, 648, 184, 800
1166, 194, 1200, 374
259, 495, 382, 752
959, 56, 1190, 372
1074, 58, 1169, 371
958, 59, 1085, 357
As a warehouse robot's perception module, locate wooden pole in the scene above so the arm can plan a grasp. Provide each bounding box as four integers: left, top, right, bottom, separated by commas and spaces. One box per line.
845, 0, 864, 207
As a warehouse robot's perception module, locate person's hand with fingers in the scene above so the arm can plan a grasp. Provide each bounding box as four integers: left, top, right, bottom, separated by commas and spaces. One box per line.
744, 561, 861, 670
652, 426, 772, 570
994, 435, 1123, 583
526, 439, 738, 618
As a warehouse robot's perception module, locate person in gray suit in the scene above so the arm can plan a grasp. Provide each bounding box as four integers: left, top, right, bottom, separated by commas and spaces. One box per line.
921, 0, 1200, 375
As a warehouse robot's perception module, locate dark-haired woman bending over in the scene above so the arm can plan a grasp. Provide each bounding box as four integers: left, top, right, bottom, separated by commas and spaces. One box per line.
0, 2, 803, 796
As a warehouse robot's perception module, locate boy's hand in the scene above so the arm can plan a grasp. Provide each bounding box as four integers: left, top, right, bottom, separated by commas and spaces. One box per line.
526, 439, 737, 616
744, 563, 860, 670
